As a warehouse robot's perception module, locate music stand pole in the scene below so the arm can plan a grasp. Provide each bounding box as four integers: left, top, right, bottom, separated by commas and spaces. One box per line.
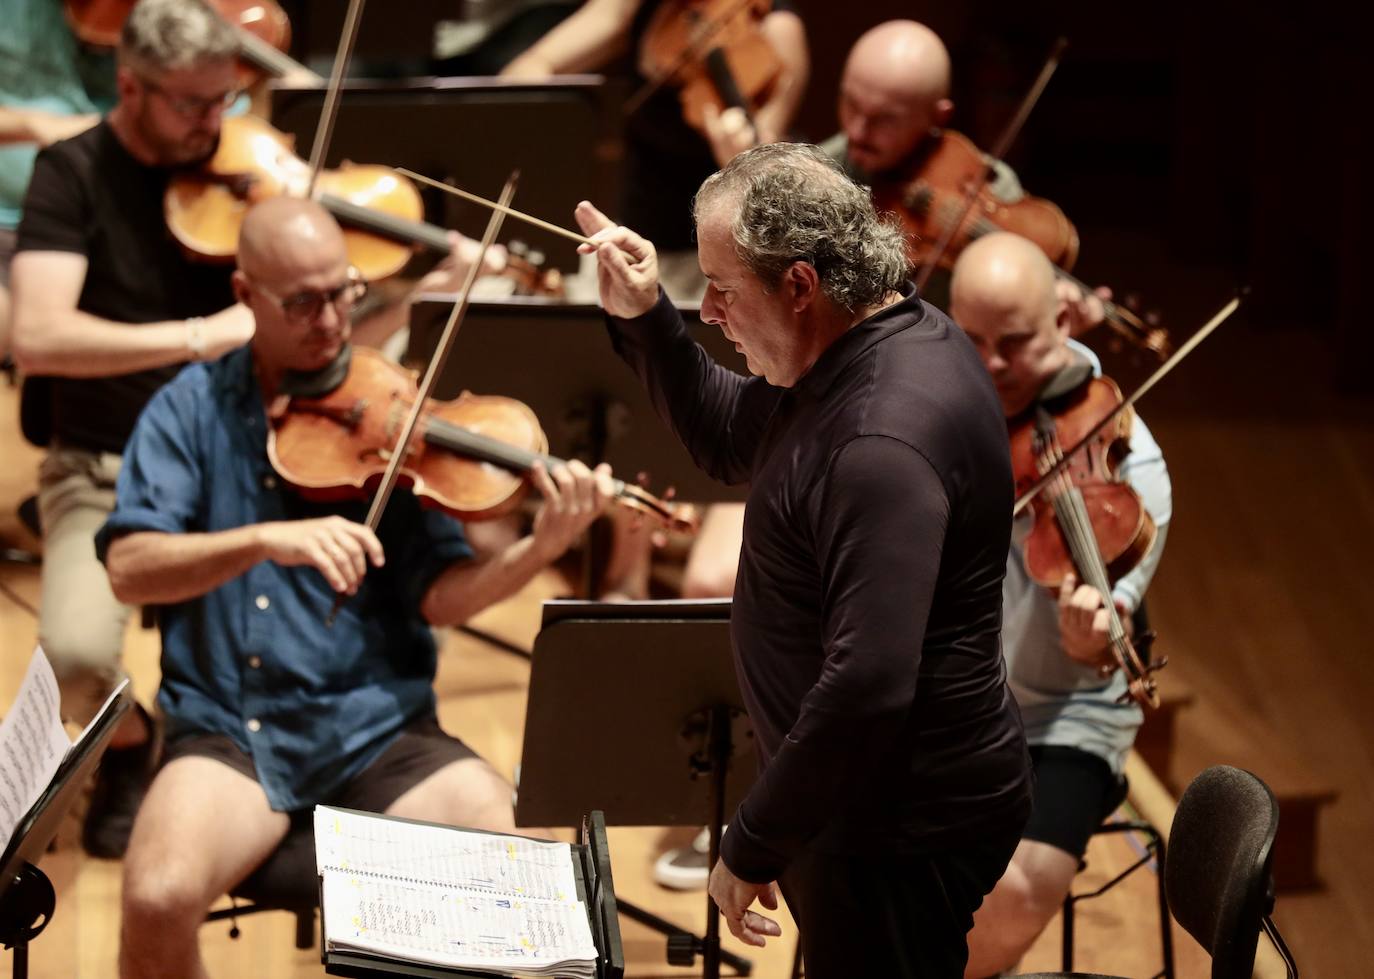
702, 704, 732, 978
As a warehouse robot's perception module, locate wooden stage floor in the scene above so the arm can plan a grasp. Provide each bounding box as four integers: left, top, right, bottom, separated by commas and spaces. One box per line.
0, 328, 1352, 977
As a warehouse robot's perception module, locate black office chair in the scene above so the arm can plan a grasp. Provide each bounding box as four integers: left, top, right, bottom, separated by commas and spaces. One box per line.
203, 811, 316, 950
1022, 763, 1298, 979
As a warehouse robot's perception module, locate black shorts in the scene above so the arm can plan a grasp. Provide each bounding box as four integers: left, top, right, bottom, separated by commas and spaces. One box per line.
161, 714, 479, 814
1021, 745, 1124, 859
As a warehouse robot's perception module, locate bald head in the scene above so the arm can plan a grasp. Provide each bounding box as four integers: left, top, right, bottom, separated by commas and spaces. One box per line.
847, 20, 951, 107
234, 197, 355, 379
950, 233, 1068, 417
951, 233, 1058, 321
238, 197, 347, 284
839, 21, 954, 176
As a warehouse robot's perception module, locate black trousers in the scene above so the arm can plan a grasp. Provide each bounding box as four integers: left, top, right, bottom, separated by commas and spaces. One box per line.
779, 827, 1022, 979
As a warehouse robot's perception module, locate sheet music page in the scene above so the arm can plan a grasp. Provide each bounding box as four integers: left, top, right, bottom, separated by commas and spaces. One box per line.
0, 648, 73, 845
315, 805, 580, 904
320, 872, 598, 974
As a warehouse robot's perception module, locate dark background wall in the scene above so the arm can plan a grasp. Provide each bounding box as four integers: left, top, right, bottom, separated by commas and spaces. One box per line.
282, 0, 1369, 390
787, 0, 1368, 390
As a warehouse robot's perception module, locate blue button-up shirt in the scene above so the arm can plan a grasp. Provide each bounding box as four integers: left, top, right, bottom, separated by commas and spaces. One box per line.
95, 346, 473, 811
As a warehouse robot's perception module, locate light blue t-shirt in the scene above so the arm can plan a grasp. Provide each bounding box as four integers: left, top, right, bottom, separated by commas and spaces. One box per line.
1001, 340, 1173, 773
0, 0, 117, 230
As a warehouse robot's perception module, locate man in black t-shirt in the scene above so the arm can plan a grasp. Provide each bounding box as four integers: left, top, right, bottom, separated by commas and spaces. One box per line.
11, 0, 248, 860
13, 0, 496, 860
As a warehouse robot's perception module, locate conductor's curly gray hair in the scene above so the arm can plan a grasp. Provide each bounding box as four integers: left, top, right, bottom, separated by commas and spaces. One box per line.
693, 142, 910, 311
119, 0, 240, 76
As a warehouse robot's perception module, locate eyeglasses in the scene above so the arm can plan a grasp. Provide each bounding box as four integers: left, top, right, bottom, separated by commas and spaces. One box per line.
250, 270, 368, 325
137, 75, 241, 119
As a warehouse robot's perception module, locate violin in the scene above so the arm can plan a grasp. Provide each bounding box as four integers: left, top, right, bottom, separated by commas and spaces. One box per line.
63, 0, 317, 88
164, 114, 563, 295
873, 129, 1172, 360
1008, 372, 1164, 707
634, 0, 782, 140
267, 346, 697, 534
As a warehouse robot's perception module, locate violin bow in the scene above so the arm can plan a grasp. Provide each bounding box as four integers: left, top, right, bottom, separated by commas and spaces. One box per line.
305, 0, 368, 197
623, 0, 762, 119
913, 36, 1068, 294
1013, 292, 1243, 517
396, 168, 596, 248
325, 174, 520, 624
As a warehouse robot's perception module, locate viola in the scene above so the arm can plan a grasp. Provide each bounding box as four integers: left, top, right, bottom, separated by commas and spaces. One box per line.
634, 0, 782, 140
873, 129, 1172, 360
1008, 373, 1164, 707
63, 0, 317, 88
164, 114, 563, 295
267, 346, 697, 534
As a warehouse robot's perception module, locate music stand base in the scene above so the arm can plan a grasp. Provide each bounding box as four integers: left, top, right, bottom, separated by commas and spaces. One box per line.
616, 898, 752, 976
0, 863, 55, 979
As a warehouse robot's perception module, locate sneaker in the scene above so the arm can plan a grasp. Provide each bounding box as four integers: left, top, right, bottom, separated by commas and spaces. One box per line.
652, 826, 711, 890
81, 710, 157, 859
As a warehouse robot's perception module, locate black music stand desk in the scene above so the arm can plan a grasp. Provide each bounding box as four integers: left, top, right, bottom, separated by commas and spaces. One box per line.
517, 599, 755, 978
270, 76, 620, 274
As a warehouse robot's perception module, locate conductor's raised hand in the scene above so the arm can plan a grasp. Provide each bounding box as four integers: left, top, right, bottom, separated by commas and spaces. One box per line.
574, 201, 660, 319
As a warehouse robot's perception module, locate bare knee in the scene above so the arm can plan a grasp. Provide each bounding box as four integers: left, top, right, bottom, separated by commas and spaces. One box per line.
121, 859, 212, 932
965, 841, 1077, 976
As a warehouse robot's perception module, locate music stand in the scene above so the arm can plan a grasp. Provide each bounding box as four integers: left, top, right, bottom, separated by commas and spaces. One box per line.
516, 599, 755, 978
269, 76, 622, 274
0, 682, 131, 979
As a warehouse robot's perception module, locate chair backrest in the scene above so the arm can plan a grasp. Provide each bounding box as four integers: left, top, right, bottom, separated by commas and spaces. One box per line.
1164, 765, 1280, 979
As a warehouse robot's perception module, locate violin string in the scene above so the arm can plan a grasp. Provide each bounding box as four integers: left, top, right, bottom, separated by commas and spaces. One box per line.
1054, 488, 1136, 671
422, 415, 665, 522
1041, 432, 1131, 653
395, 168, 596, 247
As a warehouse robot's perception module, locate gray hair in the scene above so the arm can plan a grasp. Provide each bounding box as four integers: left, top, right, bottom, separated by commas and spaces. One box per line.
119, 0, 240, 76
693, 143, 910, 310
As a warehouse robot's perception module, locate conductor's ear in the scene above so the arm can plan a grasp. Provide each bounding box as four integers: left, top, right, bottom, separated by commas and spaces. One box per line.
786, 261, 820, 312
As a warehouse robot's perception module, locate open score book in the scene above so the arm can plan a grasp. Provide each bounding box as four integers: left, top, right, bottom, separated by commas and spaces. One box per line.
315, 805, 600, 977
